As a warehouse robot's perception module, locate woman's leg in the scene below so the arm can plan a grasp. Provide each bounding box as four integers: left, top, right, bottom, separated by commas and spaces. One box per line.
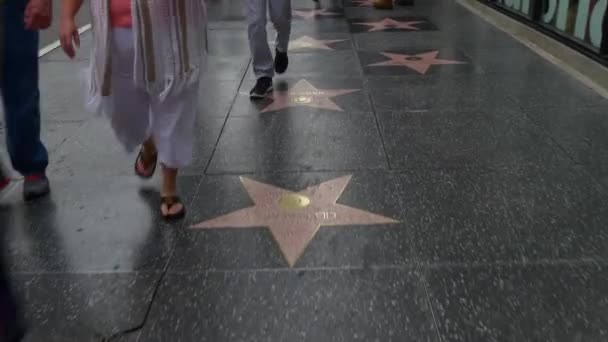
151, 83, 198, 218
160, 165, 181, 216
108, 28, 154, 169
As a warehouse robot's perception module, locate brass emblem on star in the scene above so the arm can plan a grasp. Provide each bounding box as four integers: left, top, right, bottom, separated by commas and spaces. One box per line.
279, 193, 311, 209
191, 176, 399, 267
293, 96, 313, 104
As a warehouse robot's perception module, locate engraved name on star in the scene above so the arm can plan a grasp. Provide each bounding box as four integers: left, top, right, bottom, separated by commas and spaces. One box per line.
289, 35, 347, 51
368, 51, 466, 74
191, 176, 398, 267
260, 79, 360, 113
293, 8, 341, 19
354, 18, 425, 32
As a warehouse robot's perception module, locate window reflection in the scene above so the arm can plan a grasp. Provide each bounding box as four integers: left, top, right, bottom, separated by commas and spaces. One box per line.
540, 0, 606, 51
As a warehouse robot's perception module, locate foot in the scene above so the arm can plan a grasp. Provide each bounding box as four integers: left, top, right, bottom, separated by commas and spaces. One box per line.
373, 0, 394, 9
274, 49, 289, 74
23, 173, 50, 201
249, 77, 273, 99
134, 143, 158, 179
160, 195, 186, 220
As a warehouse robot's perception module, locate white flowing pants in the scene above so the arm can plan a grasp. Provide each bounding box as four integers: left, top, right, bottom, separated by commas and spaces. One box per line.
246, 0, 292, 78
108, 28, 198, 169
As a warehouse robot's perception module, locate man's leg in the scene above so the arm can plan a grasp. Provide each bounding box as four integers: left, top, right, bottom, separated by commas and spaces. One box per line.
1, 0, 50, 200
0, 1, 8, 193
0, 249, 25, 342
269, 0, 291, 53
247, 0, 275, 98
269, 0, 291, 74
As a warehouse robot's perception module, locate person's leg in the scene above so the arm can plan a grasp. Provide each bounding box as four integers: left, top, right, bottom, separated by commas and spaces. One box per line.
108, 28, 156, 177
0, 163, 9, 193
150, 83, 198, 219
0, 5, 7, 194
0, 248, 25, 342
247, 0, 275, 98
269, 0, 291, 74
1, 0, 50, 200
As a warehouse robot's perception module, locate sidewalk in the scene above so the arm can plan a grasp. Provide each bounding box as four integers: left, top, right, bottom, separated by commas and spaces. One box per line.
2, 0, 608, 340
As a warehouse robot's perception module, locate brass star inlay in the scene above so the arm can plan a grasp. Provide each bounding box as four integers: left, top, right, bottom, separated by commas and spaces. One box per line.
191, 176, 399, 266
260, 79, 360, 113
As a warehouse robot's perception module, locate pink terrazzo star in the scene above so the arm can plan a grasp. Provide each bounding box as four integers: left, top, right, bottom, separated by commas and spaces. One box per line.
191, 176, 398, 267
289, 35, 347, 51
293, 8, 341, 19
368, 51, 466, 74
353, 18, 425, 32
260, 79, 360, 113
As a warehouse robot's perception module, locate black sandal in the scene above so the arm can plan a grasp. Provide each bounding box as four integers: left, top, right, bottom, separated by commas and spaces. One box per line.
160, 196, 186, 220
134, 147, 157, 179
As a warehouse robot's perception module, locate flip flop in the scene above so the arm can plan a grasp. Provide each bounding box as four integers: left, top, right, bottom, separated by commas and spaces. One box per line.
134, 147, 157, 179
160, 196, 186, 220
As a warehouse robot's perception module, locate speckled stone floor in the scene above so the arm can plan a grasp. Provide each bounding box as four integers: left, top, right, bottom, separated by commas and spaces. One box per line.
2, 0, 608, 341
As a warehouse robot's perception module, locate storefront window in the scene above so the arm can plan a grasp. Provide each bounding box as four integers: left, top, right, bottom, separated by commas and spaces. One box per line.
494, 0, 533, 17
541, 0, 607, 51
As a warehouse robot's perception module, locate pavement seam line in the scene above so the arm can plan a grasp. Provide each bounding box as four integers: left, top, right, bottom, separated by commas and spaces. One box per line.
203, 56, 252, 174
347, 12, 393, 170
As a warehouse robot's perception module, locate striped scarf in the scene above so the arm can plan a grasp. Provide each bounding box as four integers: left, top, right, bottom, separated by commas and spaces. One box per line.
86, 0, 207, 112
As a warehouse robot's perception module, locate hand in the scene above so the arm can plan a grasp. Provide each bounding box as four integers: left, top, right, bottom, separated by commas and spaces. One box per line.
60, 18, 80, 59
24, 0, 52, 30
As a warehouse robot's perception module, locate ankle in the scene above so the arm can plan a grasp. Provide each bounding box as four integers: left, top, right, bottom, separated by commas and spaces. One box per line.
142, 139, 157, 154
161, 174, 178, 196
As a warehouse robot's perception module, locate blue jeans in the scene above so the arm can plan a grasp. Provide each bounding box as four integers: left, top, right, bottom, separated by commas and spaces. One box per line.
0, 0, 48, 175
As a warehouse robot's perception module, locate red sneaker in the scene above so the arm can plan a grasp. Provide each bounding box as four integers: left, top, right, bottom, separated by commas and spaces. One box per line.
23, 173, 50, 201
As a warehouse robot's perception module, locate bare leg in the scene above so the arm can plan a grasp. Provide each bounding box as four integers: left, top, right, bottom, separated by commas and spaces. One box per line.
142, 137, 157, 160
160, 164, 184, 217
150, 83, 197, 219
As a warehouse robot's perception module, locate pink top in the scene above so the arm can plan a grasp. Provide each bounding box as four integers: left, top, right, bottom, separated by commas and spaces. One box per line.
110, 0, 132, 28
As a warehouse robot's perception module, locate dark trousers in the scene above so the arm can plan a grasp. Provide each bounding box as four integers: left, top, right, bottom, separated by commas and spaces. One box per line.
0, 0, 48, 175
0, 252, 23, 342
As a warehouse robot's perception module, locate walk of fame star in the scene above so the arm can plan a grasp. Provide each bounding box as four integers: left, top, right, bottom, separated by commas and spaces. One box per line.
260, 79, 360, 113
353, 18, 424, 32
293, 9, 340, 19
368, 51, 466, 74
191, 176, 398, 267
289, 35, 347, 51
